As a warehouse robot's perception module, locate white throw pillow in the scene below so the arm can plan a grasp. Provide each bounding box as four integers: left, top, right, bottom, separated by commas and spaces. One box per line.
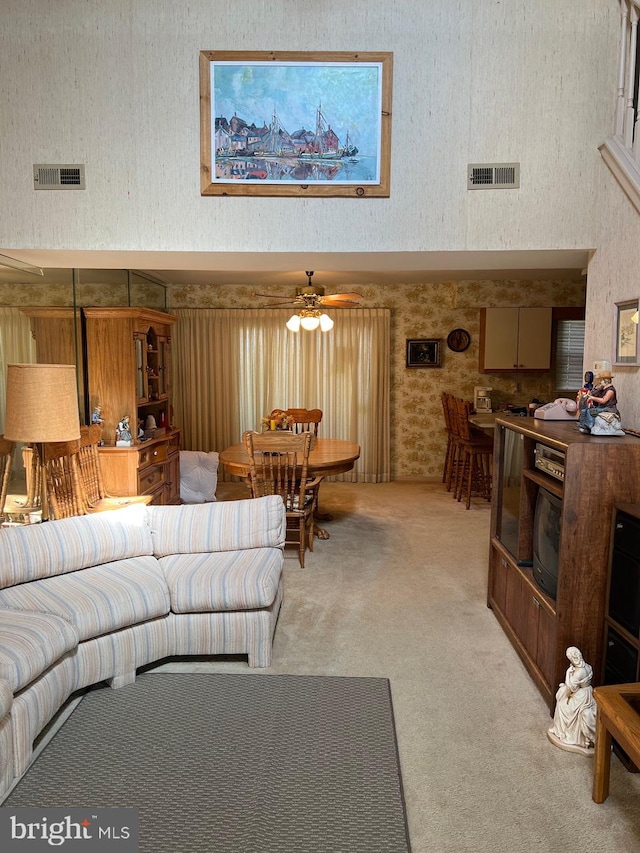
179, 450, 219, 503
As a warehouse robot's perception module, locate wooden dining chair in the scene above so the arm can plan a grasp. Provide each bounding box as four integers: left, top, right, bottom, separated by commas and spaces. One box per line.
43, 438, 85, 520
0, 436, 15, 521
282, 408, 324, 520
244, 430, 323, 567
284, 408, 323, 437
77, 424, 152, 512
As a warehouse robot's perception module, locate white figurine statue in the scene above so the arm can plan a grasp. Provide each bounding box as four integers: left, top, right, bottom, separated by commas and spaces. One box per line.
547, 646, 597, 755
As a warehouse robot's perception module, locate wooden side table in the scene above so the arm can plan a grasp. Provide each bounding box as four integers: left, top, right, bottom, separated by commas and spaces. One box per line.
592, 683, 640, 803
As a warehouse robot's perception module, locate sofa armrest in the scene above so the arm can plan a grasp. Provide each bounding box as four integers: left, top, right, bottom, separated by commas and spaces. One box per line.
0, 609, 78, 692
0, 678, 12, 719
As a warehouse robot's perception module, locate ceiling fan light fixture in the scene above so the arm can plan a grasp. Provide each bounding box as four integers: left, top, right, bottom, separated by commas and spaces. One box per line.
300, 313, 320, 331
319, 313, 334, 331
286, 314, 301, 332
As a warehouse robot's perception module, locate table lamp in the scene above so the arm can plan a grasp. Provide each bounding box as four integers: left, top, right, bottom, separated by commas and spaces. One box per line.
4, 363, 81, 520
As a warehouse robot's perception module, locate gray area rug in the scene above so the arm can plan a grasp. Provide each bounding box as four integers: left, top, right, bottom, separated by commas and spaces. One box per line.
6, 672, 411, 852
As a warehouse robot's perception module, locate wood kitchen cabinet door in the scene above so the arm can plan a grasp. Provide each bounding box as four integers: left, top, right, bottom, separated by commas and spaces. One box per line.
480, 307, 551, 371
517, 307, 552, 370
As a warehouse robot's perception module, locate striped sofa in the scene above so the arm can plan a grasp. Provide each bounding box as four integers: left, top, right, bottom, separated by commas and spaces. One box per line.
0, 495, 285, 796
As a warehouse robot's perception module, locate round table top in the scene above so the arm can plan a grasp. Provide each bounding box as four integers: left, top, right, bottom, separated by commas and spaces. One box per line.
220, 437, 361, 478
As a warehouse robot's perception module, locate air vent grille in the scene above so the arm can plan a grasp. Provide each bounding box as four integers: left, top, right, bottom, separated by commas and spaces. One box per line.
468, 162, 520, 190
33, 164, 86, 190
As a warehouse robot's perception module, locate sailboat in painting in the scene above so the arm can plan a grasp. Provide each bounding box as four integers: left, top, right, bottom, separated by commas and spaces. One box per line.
340, 131, 359, 159
299, 104, 342, 159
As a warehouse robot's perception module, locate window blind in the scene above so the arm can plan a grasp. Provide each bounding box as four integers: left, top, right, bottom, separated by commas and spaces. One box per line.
555, 319, 585, 392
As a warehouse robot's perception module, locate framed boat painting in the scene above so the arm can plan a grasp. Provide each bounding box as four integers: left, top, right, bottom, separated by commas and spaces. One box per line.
199, 50, 393, 197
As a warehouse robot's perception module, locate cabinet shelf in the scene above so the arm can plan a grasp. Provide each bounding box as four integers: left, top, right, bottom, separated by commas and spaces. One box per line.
139, 396, 168, 407
522, 468, 563, 498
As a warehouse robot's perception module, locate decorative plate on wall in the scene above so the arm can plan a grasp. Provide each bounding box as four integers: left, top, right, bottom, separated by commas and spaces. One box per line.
446, 328, 471, 352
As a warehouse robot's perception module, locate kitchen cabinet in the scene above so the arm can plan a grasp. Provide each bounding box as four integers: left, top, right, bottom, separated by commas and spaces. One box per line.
487, 417, 640, 711
479, 307, 552, 371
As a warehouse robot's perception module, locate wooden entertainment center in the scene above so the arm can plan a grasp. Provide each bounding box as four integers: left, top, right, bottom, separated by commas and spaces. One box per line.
487, 416, 640, 711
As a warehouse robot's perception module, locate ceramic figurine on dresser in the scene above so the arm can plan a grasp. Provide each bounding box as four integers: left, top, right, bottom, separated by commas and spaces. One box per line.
116, 415, 133, 447
578, 367, 624, 436
547, 647, 597, 755
91, 405, 105, 445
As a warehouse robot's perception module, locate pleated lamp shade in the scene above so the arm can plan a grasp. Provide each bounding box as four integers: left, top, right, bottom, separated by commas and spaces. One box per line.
4, 363, 81, 443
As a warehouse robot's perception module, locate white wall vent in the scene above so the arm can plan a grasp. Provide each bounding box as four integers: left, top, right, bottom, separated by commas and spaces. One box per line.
33, 164, 86, 190
467, 163, 520, 190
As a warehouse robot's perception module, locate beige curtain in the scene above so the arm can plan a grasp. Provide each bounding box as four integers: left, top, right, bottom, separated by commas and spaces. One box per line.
172, 308, 390, 482
0, 308, 36, 432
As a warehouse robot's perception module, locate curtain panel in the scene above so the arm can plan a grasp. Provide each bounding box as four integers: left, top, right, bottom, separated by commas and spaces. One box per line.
172, 308, 390, 483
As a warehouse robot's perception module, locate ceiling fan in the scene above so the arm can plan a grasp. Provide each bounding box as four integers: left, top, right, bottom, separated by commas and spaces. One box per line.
254, 271, 362, 310
255, 271, 362, 331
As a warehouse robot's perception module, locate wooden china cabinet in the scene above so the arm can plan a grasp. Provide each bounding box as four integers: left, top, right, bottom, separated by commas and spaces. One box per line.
83, 307, 180, 505
23, 306, 181, 505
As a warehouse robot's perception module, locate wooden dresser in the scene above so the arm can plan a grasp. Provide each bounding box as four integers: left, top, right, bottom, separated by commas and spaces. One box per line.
96, 428, 181, 505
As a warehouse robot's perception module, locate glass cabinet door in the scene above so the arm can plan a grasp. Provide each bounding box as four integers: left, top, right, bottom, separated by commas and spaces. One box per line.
135, 335, 146, 401
496, 426, 524, 560
158, 338, 166, 397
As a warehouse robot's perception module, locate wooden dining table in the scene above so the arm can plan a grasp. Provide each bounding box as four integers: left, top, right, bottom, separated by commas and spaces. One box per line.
219, 437, 361, 538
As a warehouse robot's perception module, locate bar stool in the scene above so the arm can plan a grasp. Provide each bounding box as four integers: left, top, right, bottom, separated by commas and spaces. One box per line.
454, 397, 493, 509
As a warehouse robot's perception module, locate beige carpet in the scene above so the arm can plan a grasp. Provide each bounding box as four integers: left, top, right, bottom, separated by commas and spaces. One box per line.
136, 482, 640, 850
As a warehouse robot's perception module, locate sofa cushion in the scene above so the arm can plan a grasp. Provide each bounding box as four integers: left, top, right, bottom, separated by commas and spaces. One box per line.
0, 609, 78, 692
148, 496, 286, 557
0, 505, 153, 589
0, 557, 169, 642
159, 549, 282, 612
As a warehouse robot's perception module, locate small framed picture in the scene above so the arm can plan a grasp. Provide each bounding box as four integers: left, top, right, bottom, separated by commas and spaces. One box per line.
614, 299, 639, 365
406, 338, 441, 368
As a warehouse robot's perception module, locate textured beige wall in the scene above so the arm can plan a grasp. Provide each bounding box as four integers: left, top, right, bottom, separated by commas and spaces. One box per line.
585, 165, 640, 433
0, 0, 618, 256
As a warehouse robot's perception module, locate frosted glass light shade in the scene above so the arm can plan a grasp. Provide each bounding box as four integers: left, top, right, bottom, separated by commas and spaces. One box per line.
286, 314, 301, 332
319, 313, 334, 331
300, 314, 320, 330
4, 363, 80, 442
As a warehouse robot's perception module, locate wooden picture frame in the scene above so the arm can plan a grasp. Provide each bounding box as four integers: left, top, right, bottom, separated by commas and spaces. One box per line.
406, 339, 441, 368
614, 299, 639, 365
199, 50, 393, 198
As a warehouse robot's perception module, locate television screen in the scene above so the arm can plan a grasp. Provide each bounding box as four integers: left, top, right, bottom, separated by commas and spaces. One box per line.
532, 487, 562, 600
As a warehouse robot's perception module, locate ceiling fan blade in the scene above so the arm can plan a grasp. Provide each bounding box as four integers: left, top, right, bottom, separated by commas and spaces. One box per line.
321, 292, 363, 302
320, 299, 360, 308
253, 292, 292, 299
